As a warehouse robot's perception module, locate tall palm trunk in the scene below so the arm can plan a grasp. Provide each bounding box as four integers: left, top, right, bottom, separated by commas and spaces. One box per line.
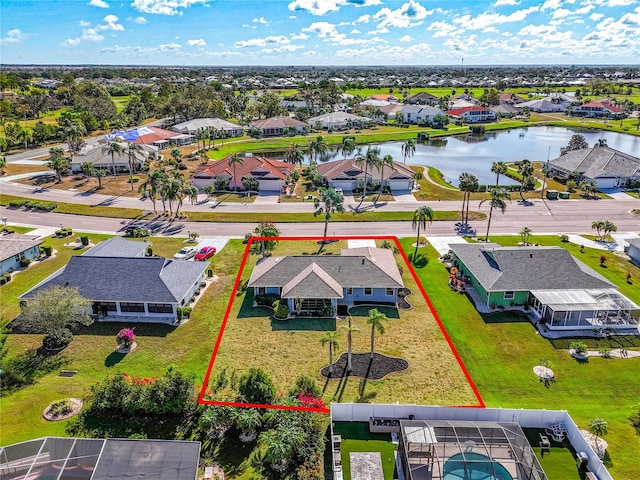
347, 330, 353, 372
461, 191, 467, 223
329, 343, 334, 374
370, 327, 375, 360
111, 153, 117, 178
465, 193, 471, 225
485, 205, 494, 241
413, 224, 421, 262
356, 165, 368, 211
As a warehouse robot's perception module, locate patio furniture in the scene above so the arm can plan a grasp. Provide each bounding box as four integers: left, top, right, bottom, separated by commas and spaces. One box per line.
539, 434, 550, 452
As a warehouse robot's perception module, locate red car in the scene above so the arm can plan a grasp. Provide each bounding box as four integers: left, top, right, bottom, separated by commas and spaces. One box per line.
194, 246, 216, 261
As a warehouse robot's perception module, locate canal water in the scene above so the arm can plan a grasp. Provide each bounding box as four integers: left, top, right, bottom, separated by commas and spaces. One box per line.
272, 126, 640, 186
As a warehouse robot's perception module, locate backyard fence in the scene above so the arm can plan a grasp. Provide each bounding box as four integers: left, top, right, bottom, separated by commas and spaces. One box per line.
330, 403, 612, 480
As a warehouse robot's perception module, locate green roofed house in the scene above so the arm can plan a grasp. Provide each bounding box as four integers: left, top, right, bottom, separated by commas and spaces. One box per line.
449, 243, 639, 332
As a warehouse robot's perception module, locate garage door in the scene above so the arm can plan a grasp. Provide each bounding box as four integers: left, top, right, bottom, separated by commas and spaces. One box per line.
258, 179, 284, 191
389, 180, 413, 192
331, 181, 356, 191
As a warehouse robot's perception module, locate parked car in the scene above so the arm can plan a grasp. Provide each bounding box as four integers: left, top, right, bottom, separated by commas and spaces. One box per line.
173, 246, 198, 260
194, 246, 216, 261
125, 224, 151, 236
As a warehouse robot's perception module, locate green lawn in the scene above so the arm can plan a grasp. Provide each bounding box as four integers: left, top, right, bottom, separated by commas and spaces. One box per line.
0, 236, 246, 445
332, 422, 398, 480
206, 239, 479, 407
398, 236, 640, 480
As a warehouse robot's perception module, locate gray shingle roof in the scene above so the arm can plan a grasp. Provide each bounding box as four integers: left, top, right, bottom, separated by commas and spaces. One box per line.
550, 146, 640, 179
450, 243, 614, 292
22, 256, 207, 303
0, 233, 43, 262
83, 237, 148, 258
248, 248, 403, 292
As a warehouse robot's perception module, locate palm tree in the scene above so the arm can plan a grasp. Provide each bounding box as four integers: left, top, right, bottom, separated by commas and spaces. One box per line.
259, 426, 304, 472
313, 187, 344, 245
254, 221, 280, 258
589, 417, 608, 455
461, 173, 479, 226
341, 137, 356, 159
411, 206, 434, 264
17, 127, 32, 150
341, 316, 359, 372
138, 169, 166, 213
228, 153, 244, 192
479, 187, 510, 242
320, 331, 340, 376
517, 159, 534, 200
183, 185, 199, 206
491, 161, 508, 187
46, 147, 69, 182
126, 143, 143, 191
232, 408, 262, 442
366, 308, 387, 360
170, 148, 182, 165
284, 143, 304, 168
376, 154, 395, 204
63, 122, 86, 162
308, 135, 328, 166
401, 139, 416, 164
195, 128, 207, 151
0, 156, 6, 174
595, 138, 607, 148
102, 140, 124, 178
355, 146, 381, 211
591, 220, 605, 241
520, 226, 532, 245
80, 161, 96, 183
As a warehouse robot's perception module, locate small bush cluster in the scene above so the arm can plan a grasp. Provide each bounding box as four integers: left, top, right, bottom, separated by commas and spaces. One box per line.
41, 245, 52, 256
128, 176, 140, 183
0, 273, 12, 285
49, 399, 73, 417
570, 341, 588, 355
80, 235, 90, 246
43, 328, 73, 350
10, 199, 58, 211
55, 228, 73, 237
254, 293, 280, 306
272, 300, 290, 319
19, 257, 31, 267
116, 327, 136, 348
177, 307, 192, 321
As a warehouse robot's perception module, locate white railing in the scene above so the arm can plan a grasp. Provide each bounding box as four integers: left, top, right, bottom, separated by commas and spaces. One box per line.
329, 403, 612, 480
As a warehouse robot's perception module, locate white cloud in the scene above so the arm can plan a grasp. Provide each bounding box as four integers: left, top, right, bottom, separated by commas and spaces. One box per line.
373, 0, 433, 29
252, 17, 268, 24
399, 34, 413, 41
335, 41, 432, 60
0, 29, 27, 45
159, 42, 181, 51
426, 20, 457, 38
589, 12, 605, 21
235, 35, 290, 47
79, 20, 91, 27
552, 8, 573, 18
288, 0, 381, 16
606, 0, 635, 5
519, 24, 557, 35
355, 14, 371, 23
302, 21, 345, 40
134, 16, 147, 24
63, 27, 104, 46
242, 24, 250, 28
303, 50, 318, 56
453, 6, 539, 30
541, 0, 563, 10
187, 38, 206, 46
102, 14, 124, 30
368, 27, 389, 34
263, 44, 305, 53
351, 28, 361, 33
88, 0, 110, 8
131, 0, 209, 16
493, 0, 520, 5
290, 32, 309, 40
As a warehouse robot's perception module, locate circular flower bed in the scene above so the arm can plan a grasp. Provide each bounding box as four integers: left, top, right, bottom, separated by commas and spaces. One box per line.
321, 352, 408, 380
116, 327, 136, 353
43, 398, 83, 421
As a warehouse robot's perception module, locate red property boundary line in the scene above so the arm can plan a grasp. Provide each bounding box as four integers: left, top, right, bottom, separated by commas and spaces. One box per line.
198, 235, 484, 413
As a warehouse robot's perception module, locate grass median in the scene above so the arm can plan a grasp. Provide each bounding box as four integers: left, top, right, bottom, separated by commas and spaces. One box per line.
1, 193, 484, 223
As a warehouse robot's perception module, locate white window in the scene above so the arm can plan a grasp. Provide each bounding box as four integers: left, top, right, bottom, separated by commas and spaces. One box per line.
364, 287, 373, 296
504, 291, 515, 300
345, 287, 353, 295
386, 288, 394, 296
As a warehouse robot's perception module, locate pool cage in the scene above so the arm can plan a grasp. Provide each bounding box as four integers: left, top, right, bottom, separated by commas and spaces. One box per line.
0, 437, 200, 480
399, 420, 549, 480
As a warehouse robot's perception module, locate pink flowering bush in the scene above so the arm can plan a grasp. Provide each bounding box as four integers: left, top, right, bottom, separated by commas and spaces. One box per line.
297, 393, 326, 410
116, 327, 135, 348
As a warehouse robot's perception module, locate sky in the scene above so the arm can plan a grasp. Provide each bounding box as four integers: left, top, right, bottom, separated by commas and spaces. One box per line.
1, 0, 639, 66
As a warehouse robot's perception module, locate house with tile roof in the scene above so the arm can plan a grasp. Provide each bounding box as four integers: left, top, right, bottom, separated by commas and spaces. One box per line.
248, 247, 404, 317
250, 116, 308, 136
317, 158, 415, 192
548, 146, 640, 189
192, 155, 294, 191
401, 105, 444, 124
498, 92, 527, 105
70, 142, 155, 174
573, 99, 624, 118
21, 237, 208, 323
307, 112, 372, 130
171, 117, 244, 137
445, 106, 496, 123
367, 94, 399, 103
0, 233, 43, 275
405, 92, 439, 105
449, 243, 639, 331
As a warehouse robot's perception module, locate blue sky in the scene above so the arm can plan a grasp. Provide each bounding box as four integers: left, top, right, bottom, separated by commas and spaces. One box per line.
1, 0, 639, 65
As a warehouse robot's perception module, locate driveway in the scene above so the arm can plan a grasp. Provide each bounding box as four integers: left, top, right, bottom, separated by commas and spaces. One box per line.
393, 190, 418, 203
253, 192, 281, 204
601, 189, 638, 201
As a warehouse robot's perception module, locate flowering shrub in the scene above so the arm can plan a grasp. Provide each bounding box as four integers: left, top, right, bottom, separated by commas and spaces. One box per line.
116, 328, 135, 348
297, 393, 326, 410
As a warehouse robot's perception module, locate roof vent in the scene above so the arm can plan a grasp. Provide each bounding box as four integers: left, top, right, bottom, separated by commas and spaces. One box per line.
361, 258, 365, 265
529, 253, 533, 258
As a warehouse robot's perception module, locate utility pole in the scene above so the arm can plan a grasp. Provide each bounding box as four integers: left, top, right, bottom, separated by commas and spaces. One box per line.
541, 146, 550, 199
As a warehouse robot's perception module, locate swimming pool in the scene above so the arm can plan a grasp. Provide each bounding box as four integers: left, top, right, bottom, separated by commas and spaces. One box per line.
443, 452, 513, 480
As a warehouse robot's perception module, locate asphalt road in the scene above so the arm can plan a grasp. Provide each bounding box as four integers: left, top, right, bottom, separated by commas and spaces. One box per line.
2, 199, 638, 238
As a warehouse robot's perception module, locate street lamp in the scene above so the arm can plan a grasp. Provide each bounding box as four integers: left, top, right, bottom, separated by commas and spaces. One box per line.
1, 217, 7, 228
541, 146, 551, 200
